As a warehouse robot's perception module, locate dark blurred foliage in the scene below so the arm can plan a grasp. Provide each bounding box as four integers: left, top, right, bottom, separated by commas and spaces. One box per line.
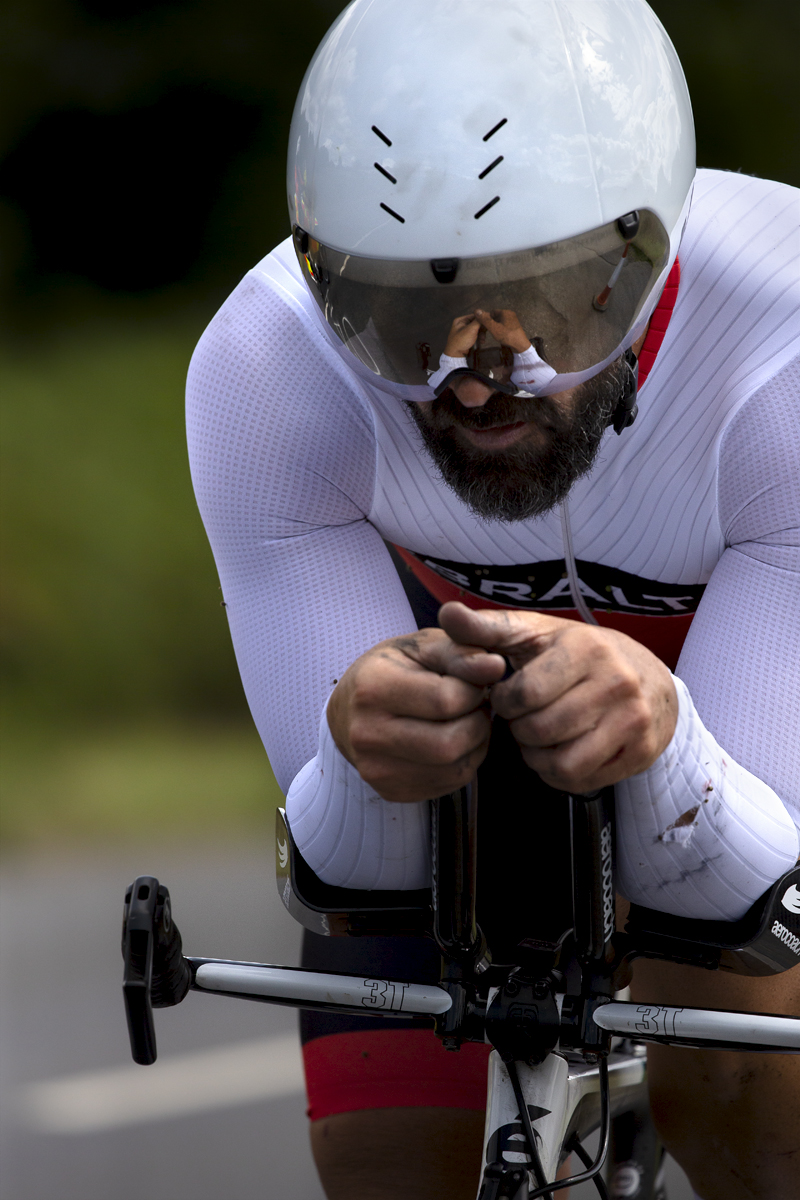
0, 0, 797, 734
1, 0, 798, 330
3, 91, 261, 291
0, 0, 345, 329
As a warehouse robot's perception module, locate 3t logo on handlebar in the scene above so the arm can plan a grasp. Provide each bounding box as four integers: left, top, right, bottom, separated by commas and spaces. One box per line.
600, 822, 615, 942
634, 1005, 682, 1037
361, 978, 410, 1010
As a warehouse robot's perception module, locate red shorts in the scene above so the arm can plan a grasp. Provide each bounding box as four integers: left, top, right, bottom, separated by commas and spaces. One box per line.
303, 1028, 492, 1120
299, 928, 494, 1120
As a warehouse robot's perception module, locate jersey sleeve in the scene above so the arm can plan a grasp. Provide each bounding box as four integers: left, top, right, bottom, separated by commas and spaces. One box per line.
615, 354, 800, 918
682, 352, 800, 823
185, 269, 421, 793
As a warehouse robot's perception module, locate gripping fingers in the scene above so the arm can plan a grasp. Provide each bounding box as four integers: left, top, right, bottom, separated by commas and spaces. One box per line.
353, 711, 492, 802
518, 706, 658, 794
438, 602, 565, 669
521, 740, 624, 795
505, 678, 630, 748
490, 640, 590, 719
353, 663, 491, 722
508, 695, 598, 752
351, 708, 491, 767
408, 632, 507, 688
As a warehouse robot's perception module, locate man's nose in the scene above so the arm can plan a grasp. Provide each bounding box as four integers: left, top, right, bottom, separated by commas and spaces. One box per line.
450, 376, 495, 407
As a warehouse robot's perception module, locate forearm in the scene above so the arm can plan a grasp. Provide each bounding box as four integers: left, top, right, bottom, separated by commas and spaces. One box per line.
618, 375, 800, 921
285, 705, 431, 889
616, 675, 798, 919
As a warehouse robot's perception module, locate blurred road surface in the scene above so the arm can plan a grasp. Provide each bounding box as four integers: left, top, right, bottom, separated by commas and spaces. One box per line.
0, 839, 326, 1200
0, 839, 694, 1200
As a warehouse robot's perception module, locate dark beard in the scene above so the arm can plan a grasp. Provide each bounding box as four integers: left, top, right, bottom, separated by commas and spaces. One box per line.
406, 361, 625, 521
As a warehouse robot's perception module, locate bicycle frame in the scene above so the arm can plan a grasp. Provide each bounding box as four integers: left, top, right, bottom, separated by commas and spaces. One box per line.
122, 783, 800, 1199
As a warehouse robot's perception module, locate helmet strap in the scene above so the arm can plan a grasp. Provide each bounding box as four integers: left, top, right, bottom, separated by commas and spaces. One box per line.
431, 367, 520, 399
608, 349, 639, 435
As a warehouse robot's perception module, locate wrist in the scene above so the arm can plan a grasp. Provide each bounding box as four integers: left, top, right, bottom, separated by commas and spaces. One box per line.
325, 683, 355, 767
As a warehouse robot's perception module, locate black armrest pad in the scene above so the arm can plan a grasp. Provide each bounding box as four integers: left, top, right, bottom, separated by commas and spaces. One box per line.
626, 865, 800, 975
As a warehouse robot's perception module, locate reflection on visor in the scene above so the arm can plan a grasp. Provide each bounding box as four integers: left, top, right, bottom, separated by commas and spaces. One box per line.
293, 212, 669, 390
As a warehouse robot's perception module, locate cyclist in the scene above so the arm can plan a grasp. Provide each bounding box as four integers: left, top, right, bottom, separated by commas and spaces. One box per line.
186, 2, 800, 1197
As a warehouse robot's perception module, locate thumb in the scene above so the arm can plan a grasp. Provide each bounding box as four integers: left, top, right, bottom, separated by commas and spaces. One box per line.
437, 601, 561, 666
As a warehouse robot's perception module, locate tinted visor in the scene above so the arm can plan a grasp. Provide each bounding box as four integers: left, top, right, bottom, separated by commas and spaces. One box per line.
293, 212, 669, 393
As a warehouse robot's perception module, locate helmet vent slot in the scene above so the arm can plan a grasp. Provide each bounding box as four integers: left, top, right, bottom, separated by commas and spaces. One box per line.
482, 118, 507, 142
474, 196, 500, 220
478, 155, 504, 180
380, 202, 405, 223
374, 162, 397, 184
371, 125, 392, 146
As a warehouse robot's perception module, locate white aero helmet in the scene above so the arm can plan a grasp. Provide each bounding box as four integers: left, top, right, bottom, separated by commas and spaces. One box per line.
288, 0, 695, 406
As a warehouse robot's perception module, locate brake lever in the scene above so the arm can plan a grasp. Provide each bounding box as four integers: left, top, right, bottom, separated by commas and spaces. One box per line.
122, 876, 159, 1064
122, 875, 191, 1065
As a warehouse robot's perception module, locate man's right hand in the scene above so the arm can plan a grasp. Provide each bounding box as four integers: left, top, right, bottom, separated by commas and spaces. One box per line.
326, 629, 506, 803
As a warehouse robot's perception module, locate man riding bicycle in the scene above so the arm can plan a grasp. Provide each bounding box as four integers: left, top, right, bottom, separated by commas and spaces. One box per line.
186, 2, 800, 1197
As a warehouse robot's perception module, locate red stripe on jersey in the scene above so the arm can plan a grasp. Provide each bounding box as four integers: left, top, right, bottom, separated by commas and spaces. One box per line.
637, 259, 681, 386
394, 547, 694, 671
303, 1029, 491, 1120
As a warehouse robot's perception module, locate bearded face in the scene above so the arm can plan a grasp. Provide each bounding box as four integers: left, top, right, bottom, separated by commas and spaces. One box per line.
406, 359, 626, 522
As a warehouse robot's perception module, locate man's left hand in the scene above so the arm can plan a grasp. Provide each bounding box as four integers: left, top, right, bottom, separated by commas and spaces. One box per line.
438, 602, 678, 794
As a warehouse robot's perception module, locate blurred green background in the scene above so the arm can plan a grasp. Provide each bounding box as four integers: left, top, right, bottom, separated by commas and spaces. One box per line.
1, 0, 798, 845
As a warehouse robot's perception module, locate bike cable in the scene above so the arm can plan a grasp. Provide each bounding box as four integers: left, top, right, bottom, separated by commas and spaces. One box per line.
568, 1134, 611, 1200
507, 1060, 552, 1194
522, 1056, 612, 1199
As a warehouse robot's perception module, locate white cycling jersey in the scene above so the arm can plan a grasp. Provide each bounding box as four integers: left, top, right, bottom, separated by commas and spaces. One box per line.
187, 169, 800, 920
